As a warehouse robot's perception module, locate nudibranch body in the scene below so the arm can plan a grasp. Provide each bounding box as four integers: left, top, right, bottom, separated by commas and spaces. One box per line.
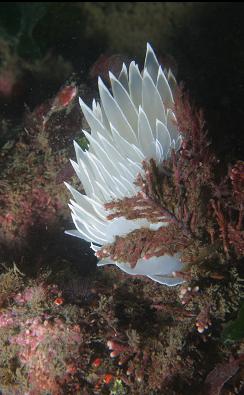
65, 44, 184, 286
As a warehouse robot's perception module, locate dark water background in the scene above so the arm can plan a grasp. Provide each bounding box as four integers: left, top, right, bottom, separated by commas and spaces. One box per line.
0, 2, 243, 160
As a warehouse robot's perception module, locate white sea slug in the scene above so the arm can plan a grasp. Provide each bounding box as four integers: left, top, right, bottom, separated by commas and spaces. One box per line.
65, 43, 184, 286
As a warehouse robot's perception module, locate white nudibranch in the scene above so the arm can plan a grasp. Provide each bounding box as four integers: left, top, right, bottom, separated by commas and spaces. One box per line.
65, 43, 184, 286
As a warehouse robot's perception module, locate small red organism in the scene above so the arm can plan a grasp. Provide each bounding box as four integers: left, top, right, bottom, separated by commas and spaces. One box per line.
92, 357, 102, 368
54, 297, 64, 306
103, 373, 113, 385
52, 85, 77, 110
